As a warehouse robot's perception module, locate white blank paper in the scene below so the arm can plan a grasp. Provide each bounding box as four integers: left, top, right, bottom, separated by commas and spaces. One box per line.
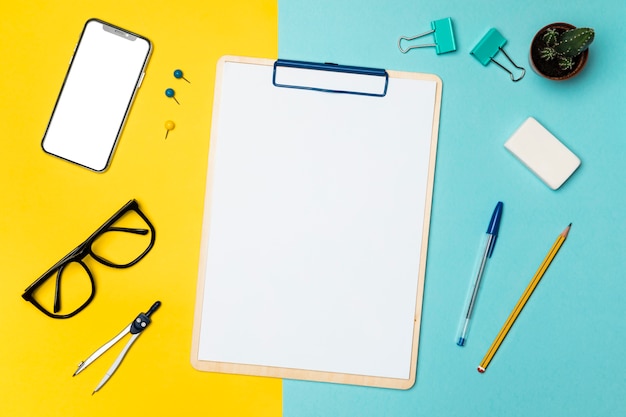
192, 57, 441, 388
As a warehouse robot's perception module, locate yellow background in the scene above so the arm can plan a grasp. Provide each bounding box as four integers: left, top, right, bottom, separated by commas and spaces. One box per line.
0, 1, 280, 416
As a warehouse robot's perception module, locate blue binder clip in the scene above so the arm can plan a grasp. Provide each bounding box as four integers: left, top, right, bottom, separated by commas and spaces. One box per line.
398, 17, 457, 55
471, 28, 526, 82
272, 59, 389, 97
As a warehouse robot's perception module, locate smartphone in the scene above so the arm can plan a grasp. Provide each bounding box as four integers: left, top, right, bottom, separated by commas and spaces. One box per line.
41, 19, 151, 172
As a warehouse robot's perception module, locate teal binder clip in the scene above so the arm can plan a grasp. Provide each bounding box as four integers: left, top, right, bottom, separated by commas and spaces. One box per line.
471, 28, 526, 82
398, 17, 456, 55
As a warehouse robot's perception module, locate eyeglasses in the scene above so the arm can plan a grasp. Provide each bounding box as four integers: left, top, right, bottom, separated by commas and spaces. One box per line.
22, 199, 155, 319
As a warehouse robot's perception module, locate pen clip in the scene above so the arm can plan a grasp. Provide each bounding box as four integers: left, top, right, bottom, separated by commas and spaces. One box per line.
486, 202, 503, 257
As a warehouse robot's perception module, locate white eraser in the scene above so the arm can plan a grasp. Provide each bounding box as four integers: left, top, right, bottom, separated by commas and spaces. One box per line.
504, 117, 581, 190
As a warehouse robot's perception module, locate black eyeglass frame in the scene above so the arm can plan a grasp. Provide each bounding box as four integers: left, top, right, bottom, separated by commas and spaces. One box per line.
21, 199, 156, 319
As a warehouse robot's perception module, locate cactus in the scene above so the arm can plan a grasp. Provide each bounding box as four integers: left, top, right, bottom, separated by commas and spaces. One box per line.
554, 28, 595, 57
542, 28, 559, 46
558, 57, 574, 70
540, 27, 594, 71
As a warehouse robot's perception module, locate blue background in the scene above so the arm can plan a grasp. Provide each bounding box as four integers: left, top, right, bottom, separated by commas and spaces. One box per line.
279, 1, 626, 416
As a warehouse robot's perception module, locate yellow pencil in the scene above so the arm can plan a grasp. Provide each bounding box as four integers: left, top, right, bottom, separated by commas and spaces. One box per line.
478, 223, 572, 373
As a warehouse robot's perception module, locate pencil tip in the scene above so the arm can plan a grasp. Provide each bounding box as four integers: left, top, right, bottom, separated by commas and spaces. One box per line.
562, 223, 572, 238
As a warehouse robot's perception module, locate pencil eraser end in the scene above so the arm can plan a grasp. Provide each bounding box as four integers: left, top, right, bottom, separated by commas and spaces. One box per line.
504, 117, 581, 190
477, 366, 486, 373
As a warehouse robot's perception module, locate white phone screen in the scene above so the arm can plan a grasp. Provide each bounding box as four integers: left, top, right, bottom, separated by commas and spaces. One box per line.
42, 19, 151, 172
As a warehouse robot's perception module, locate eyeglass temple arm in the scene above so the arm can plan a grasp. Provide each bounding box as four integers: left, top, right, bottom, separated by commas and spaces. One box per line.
106, 226, 149, 235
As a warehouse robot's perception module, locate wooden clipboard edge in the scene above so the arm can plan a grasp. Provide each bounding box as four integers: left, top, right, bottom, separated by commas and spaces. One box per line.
190, 56, 443, 391
192, 358, 415, 390
387, 68, 443, 391
190, 55, 233, 373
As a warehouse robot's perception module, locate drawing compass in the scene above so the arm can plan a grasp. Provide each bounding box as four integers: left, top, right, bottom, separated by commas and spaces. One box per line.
73, 301, 161, 394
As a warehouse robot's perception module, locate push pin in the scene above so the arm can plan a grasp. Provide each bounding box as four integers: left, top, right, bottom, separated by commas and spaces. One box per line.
174, 69, 191, 83
398, 17, 457, 55
165, 88, 180, 104
471, 28, 526, 82
164, 120, 175, 139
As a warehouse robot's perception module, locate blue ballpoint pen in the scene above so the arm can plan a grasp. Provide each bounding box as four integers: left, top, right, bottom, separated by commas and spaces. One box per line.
456, 202, 503, 347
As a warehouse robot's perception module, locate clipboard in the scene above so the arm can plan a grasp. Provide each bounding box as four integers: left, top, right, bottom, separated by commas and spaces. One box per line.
191, 56, 442, 389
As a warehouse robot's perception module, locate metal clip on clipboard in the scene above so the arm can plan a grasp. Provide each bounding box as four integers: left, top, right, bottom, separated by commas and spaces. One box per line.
398, 17, 457, 55
272, 59, 389, 97
471, 28, 526, 82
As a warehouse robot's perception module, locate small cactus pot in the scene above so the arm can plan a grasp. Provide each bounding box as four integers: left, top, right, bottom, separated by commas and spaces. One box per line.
530, 23, 589, 81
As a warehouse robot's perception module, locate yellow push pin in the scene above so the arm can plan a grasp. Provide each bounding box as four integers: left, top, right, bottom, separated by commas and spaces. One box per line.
164, 120, 175, 139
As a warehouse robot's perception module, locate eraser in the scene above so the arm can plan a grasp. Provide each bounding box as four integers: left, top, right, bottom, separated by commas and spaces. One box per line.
504, 117, 581, 190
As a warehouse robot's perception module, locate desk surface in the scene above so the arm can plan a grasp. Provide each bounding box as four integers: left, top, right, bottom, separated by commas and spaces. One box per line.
0, 1, 279, 416
280, 1, 626, 416
3, 1, 625, 416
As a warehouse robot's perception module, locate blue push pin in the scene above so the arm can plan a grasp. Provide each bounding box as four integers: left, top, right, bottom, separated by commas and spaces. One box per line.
174, 69, 191, 83
165, 88, 180, 104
